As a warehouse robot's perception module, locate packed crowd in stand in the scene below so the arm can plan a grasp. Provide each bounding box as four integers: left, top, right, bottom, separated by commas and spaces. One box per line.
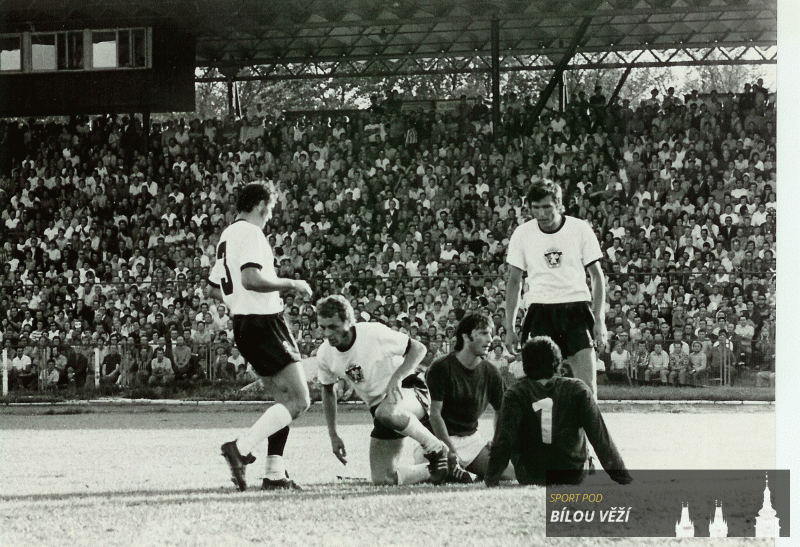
0, 79, 777, 393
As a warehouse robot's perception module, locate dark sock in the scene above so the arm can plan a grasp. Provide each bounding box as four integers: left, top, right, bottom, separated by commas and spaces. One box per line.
267, 426, 290, 456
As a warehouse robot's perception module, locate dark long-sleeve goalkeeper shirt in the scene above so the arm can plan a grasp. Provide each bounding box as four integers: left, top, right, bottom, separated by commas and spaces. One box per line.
485, 376, 632, 486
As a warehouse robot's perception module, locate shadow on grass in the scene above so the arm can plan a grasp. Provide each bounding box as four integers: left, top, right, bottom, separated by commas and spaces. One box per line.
0, 481, 491, 505
40, 407, 94, 415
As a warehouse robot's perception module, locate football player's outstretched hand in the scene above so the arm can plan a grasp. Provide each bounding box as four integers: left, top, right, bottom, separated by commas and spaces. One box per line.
593, 321, 608, 352
504, 330, 519, 355
292, 280, 313, 297
331, 435, 347, 465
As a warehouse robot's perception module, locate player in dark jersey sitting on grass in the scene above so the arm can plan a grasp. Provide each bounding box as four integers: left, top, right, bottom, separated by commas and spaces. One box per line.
422, 313, 514, 482
485, 336, 632, 487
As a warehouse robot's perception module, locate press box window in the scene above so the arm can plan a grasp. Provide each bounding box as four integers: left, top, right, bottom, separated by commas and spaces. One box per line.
92, 29, 148, 69
0, 36, 21, 71
0, 28, 149, 72
31, 34, 57, 70
57, 32, 84, 70
92, 31, 117, 68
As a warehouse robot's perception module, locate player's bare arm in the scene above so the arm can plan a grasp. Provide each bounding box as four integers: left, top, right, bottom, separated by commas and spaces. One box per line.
586, 261, 608, 350
208, 286, 223, 302
485, 391, 522, 487
384, 339, 427, 404
429, 399, 458, 457
241, 267, 313, 297
493, 399, 502, 435
504, 265, 524, 353
321, 382, 347, 464
578, 387, 632, 485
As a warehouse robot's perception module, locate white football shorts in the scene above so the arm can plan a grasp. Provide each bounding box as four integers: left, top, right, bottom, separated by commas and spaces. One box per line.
413, 430, 488, 468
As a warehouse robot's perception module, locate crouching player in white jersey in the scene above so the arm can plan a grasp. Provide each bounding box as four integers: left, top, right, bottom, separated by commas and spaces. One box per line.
209, 183, 313, 491
311, 295, 460, 485
420, 313, 515, 483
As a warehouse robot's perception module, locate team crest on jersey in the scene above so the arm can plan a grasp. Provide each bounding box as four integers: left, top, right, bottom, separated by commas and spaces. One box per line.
345, 363, 364, 383
544, 248, 563, 268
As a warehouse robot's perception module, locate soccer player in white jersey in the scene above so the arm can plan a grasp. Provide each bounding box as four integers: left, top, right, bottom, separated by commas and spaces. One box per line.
504, 181, 607, 399
209, 183, 313, 491
311, 295, 452, 485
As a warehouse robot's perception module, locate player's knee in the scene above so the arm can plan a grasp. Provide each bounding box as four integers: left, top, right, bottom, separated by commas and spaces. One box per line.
373, 404, 402, 429
371, 469, 398, 486
287, 390, 311, 418
298, 390, 311, 414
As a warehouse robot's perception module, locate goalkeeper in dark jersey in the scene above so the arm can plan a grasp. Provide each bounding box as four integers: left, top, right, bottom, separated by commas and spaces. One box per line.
485, 336, 632, 487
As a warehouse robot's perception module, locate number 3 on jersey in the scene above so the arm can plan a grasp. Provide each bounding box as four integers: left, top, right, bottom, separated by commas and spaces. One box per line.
532, 398, 553, 444
217, 242, 234, 295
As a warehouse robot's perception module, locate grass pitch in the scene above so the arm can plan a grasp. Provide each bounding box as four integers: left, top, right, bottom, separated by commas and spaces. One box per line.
0, 404, 777, 547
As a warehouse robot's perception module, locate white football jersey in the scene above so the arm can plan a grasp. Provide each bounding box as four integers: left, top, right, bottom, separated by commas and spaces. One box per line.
313, 322, 410, 407
506, 215, 602, 305
209, 219, 283, 316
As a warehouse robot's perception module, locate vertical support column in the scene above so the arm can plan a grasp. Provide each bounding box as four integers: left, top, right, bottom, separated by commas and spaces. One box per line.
559, 71, 567, 112
227, 78, 234, 119
2, 348, 7, 396
83, 30, 93, 70
490, 16, 501, 134
220, 67, 241, 120
142, 109, 151, 155
95, 347, 101, 388
22, 32, 32, 72
723, 345, 730, 386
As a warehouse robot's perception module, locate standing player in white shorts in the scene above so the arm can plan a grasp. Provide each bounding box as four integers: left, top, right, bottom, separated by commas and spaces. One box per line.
209, 183, 313, 491
504, 181, 607, 399
423, 313, 514, 482
311, 295, 455, 485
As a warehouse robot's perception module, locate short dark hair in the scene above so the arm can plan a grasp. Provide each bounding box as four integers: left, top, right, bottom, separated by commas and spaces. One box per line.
316, 295, 356, 325
521, 336, 562, 380
454, 313, 491, 351
526, 181, 564, 213
236, 182, 276, 213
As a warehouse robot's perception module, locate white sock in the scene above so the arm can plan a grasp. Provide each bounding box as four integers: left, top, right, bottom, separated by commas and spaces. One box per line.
264, 455, 286, 480
237, 404, 292, 456
396, 464, 431, 486
399, 416, 442, 454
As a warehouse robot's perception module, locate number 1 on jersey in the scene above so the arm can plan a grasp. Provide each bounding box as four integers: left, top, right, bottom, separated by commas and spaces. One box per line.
532, 398, 553, 444
217, 241, 234, 295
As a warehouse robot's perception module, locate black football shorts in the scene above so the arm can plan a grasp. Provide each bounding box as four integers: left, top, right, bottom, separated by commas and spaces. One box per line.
369, 374, 432, 440
520, 301, 595, 358
232, 314, 302, 376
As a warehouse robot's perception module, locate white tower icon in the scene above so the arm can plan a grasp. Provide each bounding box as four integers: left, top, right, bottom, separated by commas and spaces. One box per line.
709, 501, 728, 537
755, 473, 780, 537
675, 503, 695, 537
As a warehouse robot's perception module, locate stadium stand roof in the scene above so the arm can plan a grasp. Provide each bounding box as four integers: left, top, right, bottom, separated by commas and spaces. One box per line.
0, 0, 777, 81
